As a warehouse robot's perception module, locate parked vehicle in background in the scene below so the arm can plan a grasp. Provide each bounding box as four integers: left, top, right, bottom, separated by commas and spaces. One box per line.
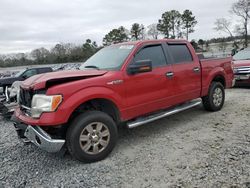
51, 63, 81, 71
6, 81, 22, 102
233, 48, 250, 85
0, 67, 53, 119
0, 67, 53, 98
0, 81, 22, 119
12, 39, 234, 163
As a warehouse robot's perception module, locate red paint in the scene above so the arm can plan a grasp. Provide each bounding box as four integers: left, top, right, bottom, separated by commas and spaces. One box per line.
233, 60, 250, 84
15, 39, 234, 126
233, 60, 250, 67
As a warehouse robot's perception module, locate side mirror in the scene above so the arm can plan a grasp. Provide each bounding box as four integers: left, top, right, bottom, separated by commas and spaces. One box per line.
22, 75, 27, 79
127, 60, 152, 75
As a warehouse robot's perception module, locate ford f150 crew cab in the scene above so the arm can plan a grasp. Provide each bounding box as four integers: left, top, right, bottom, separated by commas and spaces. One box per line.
12, 39, 234, 162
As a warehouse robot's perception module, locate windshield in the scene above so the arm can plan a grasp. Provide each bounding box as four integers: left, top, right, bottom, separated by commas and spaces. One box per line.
80, 44, 134, 70
15, 69, 25, 77
233, 49, 250, 61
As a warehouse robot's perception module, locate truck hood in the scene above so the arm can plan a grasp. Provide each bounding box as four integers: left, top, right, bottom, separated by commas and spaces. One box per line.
21, 70, 108, 90
233, 60, 250, 68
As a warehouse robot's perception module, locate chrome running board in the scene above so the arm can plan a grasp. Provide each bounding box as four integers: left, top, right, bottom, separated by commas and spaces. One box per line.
127, 100, 202, 129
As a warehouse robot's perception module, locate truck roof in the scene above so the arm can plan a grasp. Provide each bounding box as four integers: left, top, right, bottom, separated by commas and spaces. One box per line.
117, 39, 189, 46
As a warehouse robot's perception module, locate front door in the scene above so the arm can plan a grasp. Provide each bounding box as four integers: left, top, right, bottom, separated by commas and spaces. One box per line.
124, 44, 174, 119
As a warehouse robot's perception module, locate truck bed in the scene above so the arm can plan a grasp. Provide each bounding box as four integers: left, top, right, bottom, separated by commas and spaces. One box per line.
200, 57, 233, 96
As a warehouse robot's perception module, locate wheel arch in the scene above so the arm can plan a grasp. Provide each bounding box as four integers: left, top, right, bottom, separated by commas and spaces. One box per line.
68, 98, 121, 125
211, 74, 226, 87
201, 67, 227, 97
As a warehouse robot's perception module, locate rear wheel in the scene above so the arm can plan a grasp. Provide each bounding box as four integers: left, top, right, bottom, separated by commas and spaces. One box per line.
66, 111, 118, 163
202, 82, 225, 111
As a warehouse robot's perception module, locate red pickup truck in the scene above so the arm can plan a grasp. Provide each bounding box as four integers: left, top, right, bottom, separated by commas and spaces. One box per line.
233, 48, 250, 85
13, 39, 234, 162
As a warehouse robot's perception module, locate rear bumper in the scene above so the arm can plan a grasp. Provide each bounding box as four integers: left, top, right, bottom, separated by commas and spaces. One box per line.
12, 116, 65, 153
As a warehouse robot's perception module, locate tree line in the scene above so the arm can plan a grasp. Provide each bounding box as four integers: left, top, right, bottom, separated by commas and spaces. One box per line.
0, 9, 197, 67
0, 40, 101, 67
214, 0, 250, 49
103, 9, 197, 45
1, 0, 250, 67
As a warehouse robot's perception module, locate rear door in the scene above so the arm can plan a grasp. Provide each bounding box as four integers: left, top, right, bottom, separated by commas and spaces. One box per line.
124, 43, 174, 119
165, 42, 201, 103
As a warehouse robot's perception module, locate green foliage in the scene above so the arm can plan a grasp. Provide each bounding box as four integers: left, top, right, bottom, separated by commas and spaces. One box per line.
0, 54, 33, 67
158, 10, 177, 38
130, 23, 145, 40
158, 10, 182, 39
158, 9, 197, 39
1, 9, 198, 68
182, 10, 197, 40
190, 40, 199, 50
0, 39, 100, 67
103, 26, 129, 46
198, 39, 205, 46
198, 39, 205, 51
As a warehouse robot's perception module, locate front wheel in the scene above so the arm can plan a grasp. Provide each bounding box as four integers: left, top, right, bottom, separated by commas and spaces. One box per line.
66, 111, 118, 163
202, 82, 225, 112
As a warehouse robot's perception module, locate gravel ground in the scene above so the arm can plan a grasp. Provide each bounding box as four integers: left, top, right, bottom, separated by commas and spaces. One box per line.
0, 88, 249, 188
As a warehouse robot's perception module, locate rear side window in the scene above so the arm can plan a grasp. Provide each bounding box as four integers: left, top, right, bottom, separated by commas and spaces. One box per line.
168, 44, 193, 64
38, 68, 52, 73
134, 45, 167, 67
22, 69, 37, 78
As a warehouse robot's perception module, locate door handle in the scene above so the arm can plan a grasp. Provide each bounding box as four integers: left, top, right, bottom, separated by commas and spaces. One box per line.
166, 72, 174, 78
193, 67, 200, 73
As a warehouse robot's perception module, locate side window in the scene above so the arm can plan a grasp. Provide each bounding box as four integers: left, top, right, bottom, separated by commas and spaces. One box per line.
22, 69, 37, 78
134, 45, 167, 67
38, 68, 50, 74
168, 44, 193, 64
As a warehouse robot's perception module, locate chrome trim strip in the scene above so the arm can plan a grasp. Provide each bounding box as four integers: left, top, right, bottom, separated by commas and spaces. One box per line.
21, 105, 31, 110
5, 87, 9, 102
127, 100, 202, 129
234, 66, 250, 74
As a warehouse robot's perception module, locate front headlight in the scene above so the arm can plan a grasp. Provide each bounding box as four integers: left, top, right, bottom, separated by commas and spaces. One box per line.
31, 94, 63, 118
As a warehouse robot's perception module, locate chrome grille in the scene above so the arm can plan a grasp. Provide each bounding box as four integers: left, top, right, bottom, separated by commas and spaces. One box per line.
19, 88, 33, 108
234, 66, 250, 75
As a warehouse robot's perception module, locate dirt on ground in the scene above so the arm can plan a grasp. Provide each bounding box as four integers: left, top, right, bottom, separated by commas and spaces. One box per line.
0, 88, 249, 188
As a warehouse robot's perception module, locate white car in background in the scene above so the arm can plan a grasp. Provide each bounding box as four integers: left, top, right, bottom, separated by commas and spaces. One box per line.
7, 81, 22, 102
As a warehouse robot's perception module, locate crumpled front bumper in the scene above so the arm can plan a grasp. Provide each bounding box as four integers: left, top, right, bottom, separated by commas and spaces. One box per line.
11, 116, 65, 153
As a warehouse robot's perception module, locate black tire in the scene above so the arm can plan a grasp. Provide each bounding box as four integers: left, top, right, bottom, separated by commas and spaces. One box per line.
66, 111, 118, 163
202, 82, 225, 111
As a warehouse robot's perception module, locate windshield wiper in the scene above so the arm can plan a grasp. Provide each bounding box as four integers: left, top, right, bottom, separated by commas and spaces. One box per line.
84, 65, 100, 70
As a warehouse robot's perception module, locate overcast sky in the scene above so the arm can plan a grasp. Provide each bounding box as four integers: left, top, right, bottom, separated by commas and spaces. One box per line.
0, 0, 237, 54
